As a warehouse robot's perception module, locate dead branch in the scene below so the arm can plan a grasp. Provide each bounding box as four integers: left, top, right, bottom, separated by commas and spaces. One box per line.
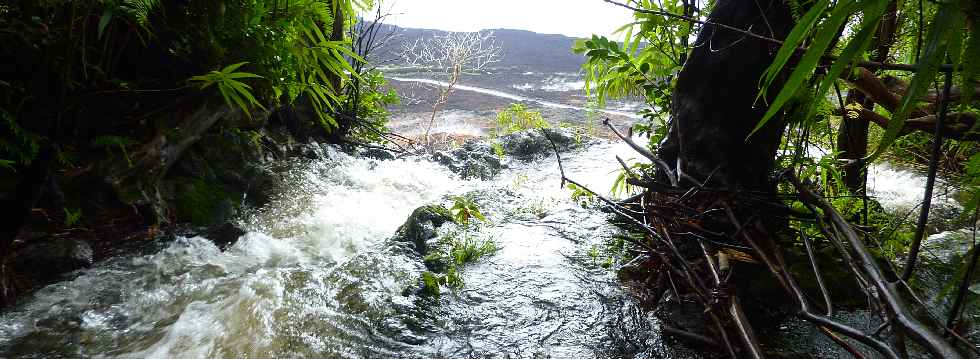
836, 107, 979, 142
603, 118, 678, 186
789, 174, 963, 359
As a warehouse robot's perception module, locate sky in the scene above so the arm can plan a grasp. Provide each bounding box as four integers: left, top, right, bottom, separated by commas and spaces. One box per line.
377, 0, 634, 39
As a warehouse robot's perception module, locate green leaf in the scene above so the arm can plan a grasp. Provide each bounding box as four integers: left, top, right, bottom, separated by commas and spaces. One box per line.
806, 0, 887, 122
759, 0, 832, 94
225, 72, 263, 80
960, 24, 980, 104
221, 62, 249, 74
0, 159, 16, 172
869, 2, 963, 160
98, 9, 113, 39
749, 0, 859, 138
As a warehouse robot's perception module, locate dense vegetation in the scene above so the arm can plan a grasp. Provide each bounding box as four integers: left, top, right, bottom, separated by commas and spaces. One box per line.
0, 0, 398, 302
574, 0, 980, 356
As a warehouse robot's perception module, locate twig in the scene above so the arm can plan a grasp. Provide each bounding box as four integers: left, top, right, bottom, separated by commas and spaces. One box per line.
946, 205, 980, 329
801, 229, 833, 316
902, 70, 953, 281
790, 173, 963, 359
603, 118, 677, 186
664, 325, 721, 348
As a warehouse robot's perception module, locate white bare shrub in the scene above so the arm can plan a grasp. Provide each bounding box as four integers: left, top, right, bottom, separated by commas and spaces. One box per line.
400, 31, 502, 148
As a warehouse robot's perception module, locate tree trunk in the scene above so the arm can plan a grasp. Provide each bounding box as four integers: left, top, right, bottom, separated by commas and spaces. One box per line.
328, 2, 346, 92
656, 0, 795, 191
837, 0, 898, 193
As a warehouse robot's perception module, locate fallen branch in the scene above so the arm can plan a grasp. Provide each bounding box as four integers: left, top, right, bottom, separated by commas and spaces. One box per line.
836, 107, 978, 142
789, 173, 963, 359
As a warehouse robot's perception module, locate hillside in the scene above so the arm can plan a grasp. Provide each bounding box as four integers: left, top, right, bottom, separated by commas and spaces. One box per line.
369, 24, 587, 71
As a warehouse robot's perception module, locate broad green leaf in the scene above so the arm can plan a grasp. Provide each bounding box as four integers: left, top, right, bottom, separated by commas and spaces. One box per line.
221, 62, 249, 74
806, 0, 887, 122
750, 0, 860, 138
0, 159, 16, 172
98, 10, 113, 39
759, 0, 832, 96
225, 72, 263, 80
869, 2, 964, 160
960, 25, 980, 104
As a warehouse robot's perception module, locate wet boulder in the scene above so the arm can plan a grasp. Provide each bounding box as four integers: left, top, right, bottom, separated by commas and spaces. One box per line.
299, 142, 327, 160
392, 205, 453, 255
432, 141, 502, 180
204, 221, 247, 250
10, 238, 94, 283
499, 128, 580, 160
359, 147, 397, 161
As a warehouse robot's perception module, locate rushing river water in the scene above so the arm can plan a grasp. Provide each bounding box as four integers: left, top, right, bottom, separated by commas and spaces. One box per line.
0, 139, 704, 358
0, 126, 974, 357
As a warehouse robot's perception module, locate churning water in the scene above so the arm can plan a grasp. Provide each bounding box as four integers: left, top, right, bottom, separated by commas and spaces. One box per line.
0, 141, 693, 358
0, 131, 972, 358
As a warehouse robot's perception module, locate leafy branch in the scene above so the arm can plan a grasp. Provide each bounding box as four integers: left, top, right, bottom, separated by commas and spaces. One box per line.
189, 62, 265, 117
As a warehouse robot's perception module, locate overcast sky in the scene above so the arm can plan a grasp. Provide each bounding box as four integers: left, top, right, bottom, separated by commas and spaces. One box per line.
377, 0, 634, 38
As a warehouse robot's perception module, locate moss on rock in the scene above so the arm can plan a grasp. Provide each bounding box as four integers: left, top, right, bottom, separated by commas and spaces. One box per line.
173, 178, 234, 226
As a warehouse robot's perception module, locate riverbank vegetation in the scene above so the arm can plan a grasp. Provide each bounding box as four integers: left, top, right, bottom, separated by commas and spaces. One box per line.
0, 0, 400, 304
573, 0, 980, 356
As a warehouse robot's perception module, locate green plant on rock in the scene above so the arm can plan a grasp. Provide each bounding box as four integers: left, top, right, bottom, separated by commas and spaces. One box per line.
568, 182, 596, 208
449, 195, 486, 227
493, 103, 549, 136
420, 196, 499, 294
420, 271, 442, 297
63, 207, 83, 227
492, 141, 505, 160
450, 234, 497, 267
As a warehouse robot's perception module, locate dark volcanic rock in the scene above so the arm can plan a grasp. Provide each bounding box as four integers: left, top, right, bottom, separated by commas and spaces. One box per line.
204, 221, 247, 250
499, 128, 579, 160
11, 238, 94, 283
432, 141, 502, 180
392, 205, 453, 255
359, 147, 397, 161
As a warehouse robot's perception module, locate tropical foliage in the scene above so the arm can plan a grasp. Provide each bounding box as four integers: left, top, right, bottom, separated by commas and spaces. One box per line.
0, 0, 385, 172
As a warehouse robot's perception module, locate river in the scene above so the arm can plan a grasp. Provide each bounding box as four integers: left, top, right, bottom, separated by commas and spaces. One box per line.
0, 138, 710, 357
0, 78, 974, 357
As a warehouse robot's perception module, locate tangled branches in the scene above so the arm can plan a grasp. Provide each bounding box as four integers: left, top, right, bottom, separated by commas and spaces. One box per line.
544, 126, 978, 358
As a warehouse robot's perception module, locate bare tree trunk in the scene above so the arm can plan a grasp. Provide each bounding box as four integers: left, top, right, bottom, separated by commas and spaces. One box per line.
656, 0, 795, 191
103, 103, 238, 223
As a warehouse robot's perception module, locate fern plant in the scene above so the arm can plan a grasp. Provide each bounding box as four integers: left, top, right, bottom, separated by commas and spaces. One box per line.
0, 110, 40, 165
97, 0, 161, 37
189, 62, 265, 117
93, 135, 137, 168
